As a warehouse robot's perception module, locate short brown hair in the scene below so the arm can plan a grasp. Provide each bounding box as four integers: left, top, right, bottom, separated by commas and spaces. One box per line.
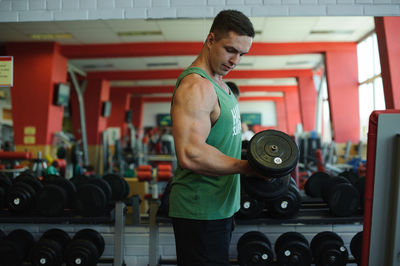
210, 10, 255, 40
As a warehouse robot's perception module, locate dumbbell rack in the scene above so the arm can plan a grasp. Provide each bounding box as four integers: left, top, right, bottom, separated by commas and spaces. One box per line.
0, 201, 126, 266
147, 196, 363, 266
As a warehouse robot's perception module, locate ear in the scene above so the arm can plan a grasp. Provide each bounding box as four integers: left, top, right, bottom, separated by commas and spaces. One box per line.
206, 32, 215, 47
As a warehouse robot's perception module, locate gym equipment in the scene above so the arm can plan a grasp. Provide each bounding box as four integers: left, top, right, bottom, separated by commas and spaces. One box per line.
350, 231, 362, 265
76, 180, 109, 217
0, 229, 35, 266
237, 231, 274, 266
247, 130, 299, 178
30, 228, 71, 266
310, 231, 349, 266
102, 173, 130, 201
0, 173, 12, 209
274, 231, 312, 266
321, 176, 360, 217
238, 194, 264, 218
266, 179, 301, 218
304, 171, 330, 198
36, 175, 77, 216
64, 229, 105, 266
241, 174, 290, 200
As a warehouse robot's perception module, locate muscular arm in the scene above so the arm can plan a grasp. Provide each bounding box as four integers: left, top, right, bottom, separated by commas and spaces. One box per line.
171, 74, 253, 177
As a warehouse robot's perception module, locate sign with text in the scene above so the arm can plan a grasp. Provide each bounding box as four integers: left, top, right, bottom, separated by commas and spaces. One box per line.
0, 56, 13, 87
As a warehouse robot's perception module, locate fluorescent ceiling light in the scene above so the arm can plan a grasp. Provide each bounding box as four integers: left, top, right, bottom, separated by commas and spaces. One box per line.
30, 33, 72, 40
117, 31, 162, 36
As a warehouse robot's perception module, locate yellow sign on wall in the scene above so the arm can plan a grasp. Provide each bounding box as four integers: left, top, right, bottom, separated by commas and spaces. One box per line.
24, 126, 36, 135
0, 56, 13, 87
24, 136, 36, 144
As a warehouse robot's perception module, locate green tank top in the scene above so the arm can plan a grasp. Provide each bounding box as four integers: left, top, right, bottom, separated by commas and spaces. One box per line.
169, 67, 242, 220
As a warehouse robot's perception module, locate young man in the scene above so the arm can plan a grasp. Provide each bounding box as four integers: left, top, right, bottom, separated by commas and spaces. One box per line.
169, 10, 258, 265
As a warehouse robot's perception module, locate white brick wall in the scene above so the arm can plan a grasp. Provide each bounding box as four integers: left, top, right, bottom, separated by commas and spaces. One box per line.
0, 0, 397, 21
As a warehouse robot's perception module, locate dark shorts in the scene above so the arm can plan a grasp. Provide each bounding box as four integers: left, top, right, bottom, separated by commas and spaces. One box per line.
172, 216, 235, 266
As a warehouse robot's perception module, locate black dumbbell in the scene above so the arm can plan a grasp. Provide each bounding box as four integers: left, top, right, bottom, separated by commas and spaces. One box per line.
237, 231, 274, 266
241, 174, 291, 200
36, 175, 77, 216
30, 228, 71, 266
238, 193, 264, 218
354, 177, 365, 210
266, 177, 301, 219
102, 173, 130, 201
274, 232, 312, 266
338, 170, 360, 185
6, 172, 43, 214
350, 231, 363, 265
0, 229, 35, 266
304, 171, 330, 198
0, 173, 12, 209
0, 229, 5, 240
64, 228, 105, 266
321, 176, 360, 217
75, 177, 112, 217
310, 231, 349, 266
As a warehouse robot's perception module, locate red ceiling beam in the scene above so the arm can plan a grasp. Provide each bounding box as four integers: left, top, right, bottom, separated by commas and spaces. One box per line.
90, 69, 312, 80
61, 42, 356, 59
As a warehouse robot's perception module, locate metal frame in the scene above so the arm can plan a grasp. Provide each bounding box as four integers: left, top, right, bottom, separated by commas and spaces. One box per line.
114, 201, 126, 266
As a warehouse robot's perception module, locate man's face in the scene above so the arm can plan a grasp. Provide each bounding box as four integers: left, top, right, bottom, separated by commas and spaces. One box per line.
208, 31, 253, 76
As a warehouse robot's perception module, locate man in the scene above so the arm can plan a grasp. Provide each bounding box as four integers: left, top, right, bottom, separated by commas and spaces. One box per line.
169, 10, 258, 265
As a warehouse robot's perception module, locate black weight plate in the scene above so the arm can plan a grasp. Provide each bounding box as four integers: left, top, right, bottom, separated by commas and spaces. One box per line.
41, 228, 71, 249
289, 182, 302, 203
64, 239, 98, 266
237, 231, 271, 253
242, 174, 290, 200
275, 232, 312, 266
267, 190, 300, 218
0, 172, 12, 190
304, 172, 330, 198
73, 229, 105, 258
30, 239, 63, 266
51, 178, 77, 209
87, 178, 112, 203
70, 175, 90, 188
36, 185, 68, 217
239, 194, 264, 218
0, 187, 5, 209
102, 173, 128, 201
14, 172, 43, 192
0, 229, 5, 240
310, 231, 345, 261
247, 130, 299, 178
7, 229, 35, 256
350, 231, 363, 264
328, 183, 360, 217
6, 182, 35, 214
0, 240, 24, 266
321, 176, 350, 203
122, 177, 130, 199
339, 170, 359, 185
76, 184, 107, 217
317, 240, 348, 266
238, 240, 274, 266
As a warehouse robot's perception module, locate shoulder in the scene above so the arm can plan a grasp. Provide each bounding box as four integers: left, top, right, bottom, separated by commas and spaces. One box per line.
174, 73, 217, 105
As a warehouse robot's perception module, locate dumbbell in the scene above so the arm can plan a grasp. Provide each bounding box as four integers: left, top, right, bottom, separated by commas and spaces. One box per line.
304, 171, 330, 198
321, 175, 360, 217
36, 174, 77, 216
102, 173, 130, 201
237, 231, 274, 266
64, 228, 105, 266
350, 231, 363, 265
0, 172, 12, 209
266, 177, 301, 218
0, 229, 5, 240
310, 231, 349, 266
30, 228, 71, 266
76, 177, 112, 216
242, 130, 299, 200
0, 229, 35, 266
274, 232, 312, 266
339, 170, 360, 185
6, 171, 43, 214
238, 193, 264, 218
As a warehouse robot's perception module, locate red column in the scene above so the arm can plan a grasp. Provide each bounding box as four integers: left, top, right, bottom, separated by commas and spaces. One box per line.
375, 17, 400, 109
297, 71, 317, 132
108, 90, 131, 139
325, 45, 360, 143
6, 42, 67, 147
275, 98, 288, 133
284, 87, 302, 135
131, 96, 144, 130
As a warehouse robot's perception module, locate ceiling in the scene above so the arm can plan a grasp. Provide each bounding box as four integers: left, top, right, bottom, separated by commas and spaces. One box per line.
0, 16, 375, 92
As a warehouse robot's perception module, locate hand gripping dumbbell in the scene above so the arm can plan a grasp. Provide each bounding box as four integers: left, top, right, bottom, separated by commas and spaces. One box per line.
30, 228, 71, 266
350, 231, 363, 265
274, 232, 312, 266
242, 130, 299, 201
6, 171, 43, 214
237, 231, 274, 266
310, 231, 349, 266
64, 229, 105, 266
36, 174, 78, 217
0, 229, 35, 266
